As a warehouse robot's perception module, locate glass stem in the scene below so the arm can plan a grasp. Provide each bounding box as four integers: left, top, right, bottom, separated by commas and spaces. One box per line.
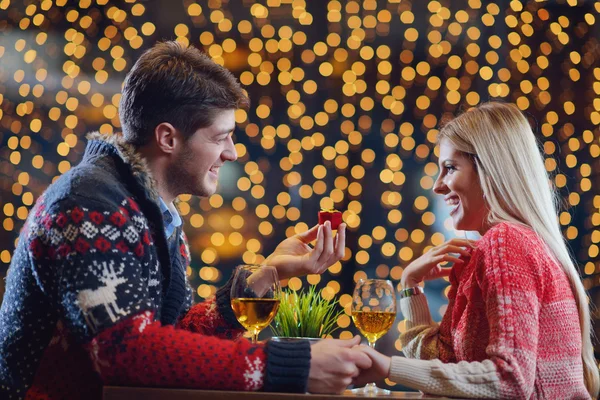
252, 330, 259, 343
368, 340, 377, 387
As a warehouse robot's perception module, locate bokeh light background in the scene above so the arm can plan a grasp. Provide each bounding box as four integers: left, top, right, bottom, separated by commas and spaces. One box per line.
1, 0, 600, 390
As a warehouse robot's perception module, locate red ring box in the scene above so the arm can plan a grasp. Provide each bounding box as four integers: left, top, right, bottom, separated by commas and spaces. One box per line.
318, 209, 343, 230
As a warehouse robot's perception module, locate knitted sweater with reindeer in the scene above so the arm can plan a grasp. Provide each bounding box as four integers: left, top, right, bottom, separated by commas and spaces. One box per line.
0, 133, 310, 399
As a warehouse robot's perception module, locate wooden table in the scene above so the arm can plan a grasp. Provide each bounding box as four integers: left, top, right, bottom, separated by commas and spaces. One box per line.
103, 387, 449, 399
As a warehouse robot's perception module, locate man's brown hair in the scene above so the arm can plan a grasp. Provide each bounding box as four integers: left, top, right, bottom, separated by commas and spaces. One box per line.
119, 41, 249, 147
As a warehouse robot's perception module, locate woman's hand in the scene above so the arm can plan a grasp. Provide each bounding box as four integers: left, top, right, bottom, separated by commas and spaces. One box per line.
351, 345, 392, 387
263, 221, 346, 281
308, 336, 372, 394
401, 238, 475, 288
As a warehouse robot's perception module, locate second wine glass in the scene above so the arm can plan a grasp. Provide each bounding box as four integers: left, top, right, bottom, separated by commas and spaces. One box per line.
231, 264, 281, 343
351, 278, 397, 395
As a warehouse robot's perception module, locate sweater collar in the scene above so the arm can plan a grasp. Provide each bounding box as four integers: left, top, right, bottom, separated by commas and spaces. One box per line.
84, 131, 160, 203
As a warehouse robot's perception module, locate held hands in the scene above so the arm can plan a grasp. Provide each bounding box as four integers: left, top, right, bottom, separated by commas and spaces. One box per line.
351, 345, 392, 388
308, 335, 372, 394
263, 221, 346, 281
401, 238, 476, 288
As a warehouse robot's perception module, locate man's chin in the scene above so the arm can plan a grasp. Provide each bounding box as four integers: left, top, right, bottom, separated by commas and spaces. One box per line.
195, 183, 217, 198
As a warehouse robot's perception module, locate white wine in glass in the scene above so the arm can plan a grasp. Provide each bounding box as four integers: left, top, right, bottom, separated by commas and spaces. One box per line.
231, 265, 281, 343
351, 279, 397, 395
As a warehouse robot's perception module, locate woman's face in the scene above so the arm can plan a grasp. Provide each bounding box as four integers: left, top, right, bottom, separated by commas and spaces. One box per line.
433, 139, 489, 234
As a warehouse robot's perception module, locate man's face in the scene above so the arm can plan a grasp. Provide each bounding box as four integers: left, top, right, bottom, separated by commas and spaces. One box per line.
167, 108, 237, 198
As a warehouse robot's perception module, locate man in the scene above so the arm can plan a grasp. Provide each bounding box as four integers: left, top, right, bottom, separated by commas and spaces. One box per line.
0, 41, 370, 399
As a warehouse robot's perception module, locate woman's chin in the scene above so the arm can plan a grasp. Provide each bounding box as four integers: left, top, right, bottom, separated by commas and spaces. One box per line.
451, 215, 463, 230
453, 220, 479, 232
452, 216, 471, 232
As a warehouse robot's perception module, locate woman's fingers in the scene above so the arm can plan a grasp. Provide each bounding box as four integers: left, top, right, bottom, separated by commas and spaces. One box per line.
434, 254, 464, 265
447, 238, 478, 248
439, 244, 471, 258
431, 239, 476, 257
427, 266, 453, 279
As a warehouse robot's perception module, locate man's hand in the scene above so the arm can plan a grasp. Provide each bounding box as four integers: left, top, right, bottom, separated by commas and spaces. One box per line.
351, 345, 392, 387
264, 221, 346, 281
307, 335, 372, 394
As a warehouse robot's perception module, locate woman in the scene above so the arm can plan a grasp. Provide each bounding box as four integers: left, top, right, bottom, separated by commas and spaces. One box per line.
354, 102, 599, 399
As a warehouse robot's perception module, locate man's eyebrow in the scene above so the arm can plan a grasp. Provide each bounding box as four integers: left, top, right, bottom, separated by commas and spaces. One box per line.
215, 127, 235, 136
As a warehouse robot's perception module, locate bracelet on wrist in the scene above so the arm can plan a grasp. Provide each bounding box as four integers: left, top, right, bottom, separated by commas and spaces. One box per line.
399, 286, 424, 299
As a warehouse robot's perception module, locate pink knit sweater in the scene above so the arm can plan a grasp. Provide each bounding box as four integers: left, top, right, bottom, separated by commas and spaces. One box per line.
391, 222, 589, 399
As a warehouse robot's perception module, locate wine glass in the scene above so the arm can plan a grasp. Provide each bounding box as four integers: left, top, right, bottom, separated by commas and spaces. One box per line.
351, 279, 397, 395
231, 264, 281, 343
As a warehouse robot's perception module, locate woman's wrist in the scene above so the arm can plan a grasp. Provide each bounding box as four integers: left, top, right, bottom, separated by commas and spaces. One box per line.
400, 276, 420, 289
399, 286, 424, 299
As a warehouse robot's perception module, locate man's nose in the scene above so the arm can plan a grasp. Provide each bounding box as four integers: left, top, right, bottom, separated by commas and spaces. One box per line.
223, 136, 238, 162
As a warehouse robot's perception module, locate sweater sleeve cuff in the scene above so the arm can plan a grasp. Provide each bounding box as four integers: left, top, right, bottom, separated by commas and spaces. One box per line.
215, 275, 243, 329
389, 356, 434, 390
263, 339, 311, 393
399, 293, 434, 328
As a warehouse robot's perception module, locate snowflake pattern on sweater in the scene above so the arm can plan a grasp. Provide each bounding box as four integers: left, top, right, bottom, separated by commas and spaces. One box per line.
28, 197, 160, 337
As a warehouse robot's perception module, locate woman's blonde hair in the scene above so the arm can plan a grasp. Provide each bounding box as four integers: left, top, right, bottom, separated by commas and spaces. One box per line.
438, 102, 599, 398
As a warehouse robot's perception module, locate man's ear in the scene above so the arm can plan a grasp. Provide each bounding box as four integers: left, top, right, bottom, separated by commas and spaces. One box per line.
154, 122, 179, 154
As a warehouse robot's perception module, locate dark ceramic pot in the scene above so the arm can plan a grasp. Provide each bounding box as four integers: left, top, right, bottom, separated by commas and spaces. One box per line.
270, 336, 322, 345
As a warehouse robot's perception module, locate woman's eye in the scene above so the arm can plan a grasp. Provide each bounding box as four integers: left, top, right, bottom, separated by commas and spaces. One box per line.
445, 165, 456, 172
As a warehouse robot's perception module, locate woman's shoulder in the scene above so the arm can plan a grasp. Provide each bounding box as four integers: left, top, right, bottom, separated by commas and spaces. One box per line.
475, 221, 558, 276
477, 221, 541, 251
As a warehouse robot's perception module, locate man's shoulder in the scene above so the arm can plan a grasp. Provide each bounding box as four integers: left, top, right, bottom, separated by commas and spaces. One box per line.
39, 159, 131, 214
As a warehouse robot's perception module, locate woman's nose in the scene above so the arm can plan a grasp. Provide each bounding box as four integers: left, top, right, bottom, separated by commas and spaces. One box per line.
433, 174, 448, 195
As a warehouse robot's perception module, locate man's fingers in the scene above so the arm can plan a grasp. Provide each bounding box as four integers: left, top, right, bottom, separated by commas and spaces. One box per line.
353, 344, 378, 359
335, 335, 361, 348
334, 223, 346, 259
318, 221, 334, 263
350, 349, 373, 370
315, 224, 346, 274
309, 225, 324, 262
296, 224, 320, 244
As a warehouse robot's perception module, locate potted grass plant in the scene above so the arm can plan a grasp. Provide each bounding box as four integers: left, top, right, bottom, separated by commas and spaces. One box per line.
270, 285, 344, 343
